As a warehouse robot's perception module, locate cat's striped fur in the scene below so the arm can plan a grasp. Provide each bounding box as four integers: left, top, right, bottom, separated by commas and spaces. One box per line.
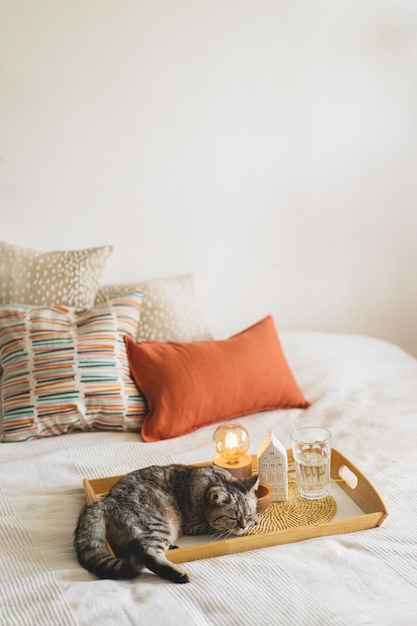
74, 464, 259, 583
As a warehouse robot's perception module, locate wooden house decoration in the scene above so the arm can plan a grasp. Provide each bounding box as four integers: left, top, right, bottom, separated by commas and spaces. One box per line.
257, 431, 288, 501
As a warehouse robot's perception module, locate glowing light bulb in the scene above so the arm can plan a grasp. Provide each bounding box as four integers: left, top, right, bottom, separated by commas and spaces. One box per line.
213, 422, 250, 465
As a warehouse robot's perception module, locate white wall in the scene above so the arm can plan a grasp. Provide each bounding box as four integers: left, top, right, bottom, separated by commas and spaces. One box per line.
1, 0, 417, 355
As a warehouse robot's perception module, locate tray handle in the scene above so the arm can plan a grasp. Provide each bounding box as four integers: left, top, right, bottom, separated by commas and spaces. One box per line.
328, 449, 388, 522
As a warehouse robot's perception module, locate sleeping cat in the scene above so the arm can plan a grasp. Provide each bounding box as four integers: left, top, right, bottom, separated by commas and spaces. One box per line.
74, 463, 259, 583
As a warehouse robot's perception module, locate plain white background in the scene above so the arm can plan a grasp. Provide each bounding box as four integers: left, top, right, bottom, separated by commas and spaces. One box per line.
1, 0, 416, 355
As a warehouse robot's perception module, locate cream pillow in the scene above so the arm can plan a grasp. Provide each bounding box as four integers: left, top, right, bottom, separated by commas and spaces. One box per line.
0, 241, 113, 309
95, 274, 212, 342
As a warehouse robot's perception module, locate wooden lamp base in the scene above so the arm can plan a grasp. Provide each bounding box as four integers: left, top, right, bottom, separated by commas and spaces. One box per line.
213, 454, 253, 479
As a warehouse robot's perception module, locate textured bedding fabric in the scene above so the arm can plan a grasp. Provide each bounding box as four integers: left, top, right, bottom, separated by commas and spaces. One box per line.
1, 332, 417, 626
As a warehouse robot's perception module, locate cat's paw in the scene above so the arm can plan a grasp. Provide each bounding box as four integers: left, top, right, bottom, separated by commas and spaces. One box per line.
175, 571, 190, 584
172, 563, 190, 583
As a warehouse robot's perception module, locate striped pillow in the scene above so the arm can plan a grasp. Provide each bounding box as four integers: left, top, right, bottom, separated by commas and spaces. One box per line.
0, 292, 147, 442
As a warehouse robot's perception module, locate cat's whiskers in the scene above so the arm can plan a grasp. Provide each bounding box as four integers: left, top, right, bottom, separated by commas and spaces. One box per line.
212, 528, 235, 540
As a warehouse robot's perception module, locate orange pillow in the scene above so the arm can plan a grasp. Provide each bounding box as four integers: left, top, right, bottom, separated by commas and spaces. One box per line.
125, 315, 309, 442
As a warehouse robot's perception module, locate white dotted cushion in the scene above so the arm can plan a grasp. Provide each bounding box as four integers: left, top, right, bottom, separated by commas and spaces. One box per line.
95, 274, 212, 342
0, 241, 113, 309
0, 292, 147, 442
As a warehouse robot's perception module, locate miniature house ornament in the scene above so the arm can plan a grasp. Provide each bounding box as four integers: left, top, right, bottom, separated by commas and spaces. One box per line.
257, 431, 288, 501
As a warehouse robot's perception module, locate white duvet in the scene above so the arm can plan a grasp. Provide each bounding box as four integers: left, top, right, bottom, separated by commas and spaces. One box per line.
1, 331, 417, 626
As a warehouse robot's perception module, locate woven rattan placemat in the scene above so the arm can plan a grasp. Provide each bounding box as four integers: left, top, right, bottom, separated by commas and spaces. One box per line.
245, 476, 337, 535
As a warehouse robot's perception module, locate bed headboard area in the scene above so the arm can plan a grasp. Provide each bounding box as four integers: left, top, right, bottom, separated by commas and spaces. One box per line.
1, 1, 416, 358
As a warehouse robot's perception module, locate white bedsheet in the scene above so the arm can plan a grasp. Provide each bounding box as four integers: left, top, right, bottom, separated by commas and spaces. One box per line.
1, 331, 417, 626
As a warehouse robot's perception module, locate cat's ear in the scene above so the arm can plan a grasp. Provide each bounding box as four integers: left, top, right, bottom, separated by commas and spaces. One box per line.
207, 486, 231, 506
242, 474, 259, 494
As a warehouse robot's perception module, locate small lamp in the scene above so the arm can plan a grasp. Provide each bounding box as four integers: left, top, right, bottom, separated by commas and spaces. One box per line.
213, 422, 253, 479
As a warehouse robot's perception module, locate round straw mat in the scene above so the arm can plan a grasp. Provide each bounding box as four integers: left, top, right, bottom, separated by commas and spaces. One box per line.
245, 477, 336, 535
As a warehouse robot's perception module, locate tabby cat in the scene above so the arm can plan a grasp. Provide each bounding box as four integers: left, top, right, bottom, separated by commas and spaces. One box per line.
75, 463, 259, 583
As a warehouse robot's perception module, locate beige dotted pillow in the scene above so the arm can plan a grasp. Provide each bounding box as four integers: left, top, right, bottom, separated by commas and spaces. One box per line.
95, 274, 212, 342
0, 242, 113, 309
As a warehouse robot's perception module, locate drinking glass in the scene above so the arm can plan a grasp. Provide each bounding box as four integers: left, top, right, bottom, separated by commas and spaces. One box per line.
291, 427, 331, 499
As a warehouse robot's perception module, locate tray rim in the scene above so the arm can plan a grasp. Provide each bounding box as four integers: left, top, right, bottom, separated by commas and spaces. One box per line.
82, 448, 388, 564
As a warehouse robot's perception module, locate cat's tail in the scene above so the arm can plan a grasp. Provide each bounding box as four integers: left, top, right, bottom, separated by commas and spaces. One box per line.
74, 502, 141, 580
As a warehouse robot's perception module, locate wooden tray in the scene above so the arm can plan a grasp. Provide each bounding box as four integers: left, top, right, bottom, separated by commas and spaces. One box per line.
83, 448, 388, 564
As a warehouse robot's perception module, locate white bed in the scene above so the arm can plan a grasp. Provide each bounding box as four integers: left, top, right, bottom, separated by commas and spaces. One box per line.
2, 330, 417, 626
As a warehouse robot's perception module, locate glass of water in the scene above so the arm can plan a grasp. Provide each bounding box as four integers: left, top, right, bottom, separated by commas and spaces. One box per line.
291, 427, 332, 499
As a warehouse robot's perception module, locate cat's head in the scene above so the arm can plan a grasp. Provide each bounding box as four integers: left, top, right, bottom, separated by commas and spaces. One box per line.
204, 473, 260, 537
